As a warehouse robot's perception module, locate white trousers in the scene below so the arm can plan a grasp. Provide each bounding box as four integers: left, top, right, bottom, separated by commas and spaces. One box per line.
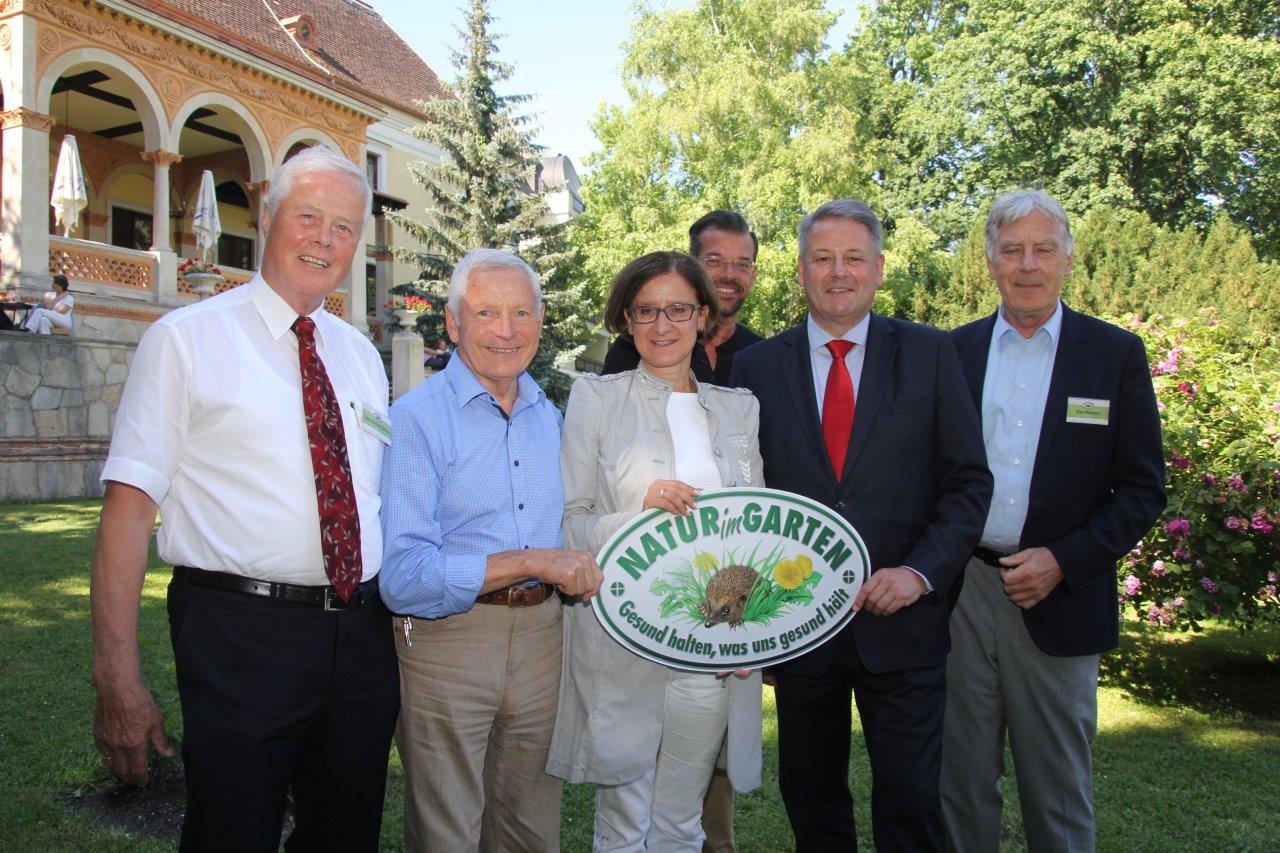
593, 672, 729, 852
25, 307, 72, 334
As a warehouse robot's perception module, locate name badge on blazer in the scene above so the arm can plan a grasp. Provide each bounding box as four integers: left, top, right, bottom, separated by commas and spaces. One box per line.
1066, 397, 1110, 426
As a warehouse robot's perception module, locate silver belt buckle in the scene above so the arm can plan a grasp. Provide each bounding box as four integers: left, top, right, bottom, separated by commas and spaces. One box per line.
323, 587, 347, 611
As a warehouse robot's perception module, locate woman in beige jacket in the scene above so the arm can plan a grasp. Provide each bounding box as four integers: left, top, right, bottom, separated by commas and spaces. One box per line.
547, 252, 764, 851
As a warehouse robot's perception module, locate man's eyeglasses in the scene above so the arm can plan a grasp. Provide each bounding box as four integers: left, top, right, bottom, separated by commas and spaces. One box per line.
626, 303, 699, 324
701, 256, 755, 274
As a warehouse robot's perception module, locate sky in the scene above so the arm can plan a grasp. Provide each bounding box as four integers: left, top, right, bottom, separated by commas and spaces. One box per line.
371, 2, 862, 174
372, 0, 647, 171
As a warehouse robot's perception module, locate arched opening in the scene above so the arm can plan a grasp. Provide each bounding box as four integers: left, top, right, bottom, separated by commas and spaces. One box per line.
172, 101, 266, 276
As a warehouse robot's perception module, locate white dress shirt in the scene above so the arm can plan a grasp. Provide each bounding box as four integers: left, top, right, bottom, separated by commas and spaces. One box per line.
806, 312, 870, 412
979, 301, 1063, 551
102, 275, 389, 585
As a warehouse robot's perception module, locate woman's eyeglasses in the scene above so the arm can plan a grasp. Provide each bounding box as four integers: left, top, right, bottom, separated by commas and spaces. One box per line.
626, 303, 699, 324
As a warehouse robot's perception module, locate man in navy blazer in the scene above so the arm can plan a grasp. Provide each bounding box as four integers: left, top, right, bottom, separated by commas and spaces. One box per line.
941, 190, 1166, 852
731, 200, 992, 851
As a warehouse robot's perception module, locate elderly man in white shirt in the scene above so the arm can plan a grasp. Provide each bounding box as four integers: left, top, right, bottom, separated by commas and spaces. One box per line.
90, 146, 398, 852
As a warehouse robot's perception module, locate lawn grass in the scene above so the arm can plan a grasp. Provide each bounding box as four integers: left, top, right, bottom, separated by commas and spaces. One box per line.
2, 499, 1277, 850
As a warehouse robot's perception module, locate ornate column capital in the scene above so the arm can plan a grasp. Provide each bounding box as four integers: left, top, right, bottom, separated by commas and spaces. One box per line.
246, 180, 270, 196
0, 107, 57, 133
140, 149, 183, 167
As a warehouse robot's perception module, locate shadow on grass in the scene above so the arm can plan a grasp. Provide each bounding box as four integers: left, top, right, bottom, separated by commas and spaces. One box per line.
1101, 621, 1280, 721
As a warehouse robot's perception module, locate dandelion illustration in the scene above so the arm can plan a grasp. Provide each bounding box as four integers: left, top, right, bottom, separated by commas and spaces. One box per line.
692, 552, 720, 574
795, 554, 814, 579
773, 559, 806, 591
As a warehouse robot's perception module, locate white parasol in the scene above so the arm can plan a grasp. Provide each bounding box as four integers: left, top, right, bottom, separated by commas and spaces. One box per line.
50, 134, 88, 238
191, 169, 222, 263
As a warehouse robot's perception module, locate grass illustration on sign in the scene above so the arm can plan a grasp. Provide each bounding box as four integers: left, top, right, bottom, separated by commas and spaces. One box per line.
650, 545, 823, 629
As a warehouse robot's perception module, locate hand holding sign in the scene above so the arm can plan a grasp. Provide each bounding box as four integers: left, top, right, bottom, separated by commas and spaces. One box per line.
852, 566, 928, 616
515, 549, 604, 601
643, 479, 701, 515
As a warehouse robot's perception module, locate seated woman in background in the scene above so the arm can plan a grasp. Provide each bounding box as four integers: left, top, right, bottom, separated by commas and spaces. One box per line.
25, 274, 74, 335
547, 251, 764, 851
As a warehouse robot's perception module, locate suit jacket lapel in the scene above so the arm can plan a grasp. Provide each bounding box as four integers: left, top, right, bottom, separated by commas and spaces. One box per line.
1033, 304, 1086, 474
841, 314, 895, 484
779, 323, 830, 476
957, 313, 998, 407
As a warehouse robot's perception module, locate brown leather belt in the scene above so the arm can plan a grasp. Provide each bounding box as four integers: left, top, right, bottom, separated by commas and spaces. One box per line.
475, 581, 556, 607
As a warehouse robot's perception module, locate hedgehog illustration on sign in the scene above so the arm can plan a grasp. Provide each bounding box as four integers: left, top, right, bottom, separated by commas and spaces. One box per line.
699, 565, 761, 628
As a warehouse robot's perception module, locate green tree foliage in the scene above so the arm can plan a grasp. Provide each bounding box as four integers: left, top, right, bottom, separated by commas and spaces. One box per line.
389, 0, 588, 401
852, 0, 1280, 255
571, 0, 880, 333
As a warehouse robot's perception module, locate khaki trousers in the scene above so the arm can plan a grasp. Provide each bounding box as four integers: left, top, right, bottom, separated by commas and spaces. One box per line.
395, 598, 563, 853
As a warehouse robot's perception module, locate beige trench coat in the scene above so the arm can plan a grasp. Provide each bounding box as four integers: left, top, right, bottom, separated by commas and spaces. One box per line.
545, 366, 765, 791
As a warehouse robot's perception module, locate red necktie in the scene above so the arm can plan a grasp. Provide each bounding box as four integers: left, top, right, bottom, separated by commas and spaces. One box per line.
293, 316, 362, 602
822, 339, 856, 480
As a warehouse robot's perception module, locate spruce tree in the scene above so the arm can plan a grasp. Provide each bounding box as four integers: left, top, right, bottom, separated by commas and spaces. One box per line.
389, 0, 587, 403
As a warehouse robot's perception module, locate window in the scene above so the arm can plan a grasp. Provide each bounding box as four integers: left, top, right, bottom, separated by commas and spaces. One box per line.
110, 206, 152, 251
367, 262, 377, 317
217, 235, 255, 270
366, 152, 382, 191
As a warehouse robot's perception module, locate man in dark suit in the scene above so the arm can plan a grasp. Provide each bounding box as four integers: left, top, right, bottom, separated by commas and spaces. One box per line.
730, 199, 993, 851
603, 210, 763, 385
941, 190, 1166, 852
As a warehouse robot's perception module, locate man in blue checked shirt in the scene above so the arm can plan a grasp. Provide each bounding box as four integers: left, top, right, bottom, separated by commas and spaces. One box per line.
380, 248, 604, 853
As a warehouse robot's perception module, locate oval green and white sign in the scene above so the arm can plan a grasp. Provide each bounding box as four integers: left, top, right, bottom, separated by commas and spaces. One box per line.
593, 487, 870, 672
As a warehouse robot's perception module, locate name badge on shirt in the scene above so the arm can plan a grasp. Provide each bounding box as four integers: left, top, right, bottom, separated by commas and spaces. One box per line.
357, 402, 392, 444
1066, 397, 1110, 426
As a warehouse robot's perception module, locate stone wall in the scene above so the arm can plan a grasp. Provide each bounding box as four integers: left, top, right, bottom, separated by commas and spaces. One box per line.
0, 330, 136, 500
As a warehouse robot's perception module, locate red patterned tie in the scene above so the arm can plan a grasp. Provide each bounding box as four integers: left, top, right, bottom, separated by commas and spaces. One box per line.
822, 339, 856, 481
293, 316, 362, 602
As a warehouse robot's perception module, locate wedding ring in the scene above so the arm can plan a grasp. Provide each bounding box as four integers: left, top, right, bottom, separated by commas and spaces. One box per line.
659, 488, 665, 498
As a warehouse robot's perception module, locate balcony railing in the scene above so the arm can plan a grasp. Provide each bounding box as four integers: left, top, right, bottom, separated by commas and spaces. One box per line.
49, 236, 153, 293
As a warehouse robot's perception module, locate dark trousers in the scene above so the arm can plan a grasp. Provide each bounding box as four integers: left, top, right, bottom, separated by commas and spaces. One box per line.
167, 576, 399, 853
775, 648, 947, 852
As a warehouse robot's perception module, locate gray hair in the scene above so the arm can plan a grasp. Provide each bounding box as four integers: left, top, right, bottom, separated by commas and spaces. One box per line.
448, 248, 543, 314
263, 145, 371, 227
985, 190, 1074, 260
798, 199, 883, 256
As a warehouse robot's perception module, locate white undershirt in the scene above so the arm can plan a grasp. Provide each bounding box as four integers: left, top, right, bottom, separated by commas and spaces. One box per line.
666, 392, 723, 490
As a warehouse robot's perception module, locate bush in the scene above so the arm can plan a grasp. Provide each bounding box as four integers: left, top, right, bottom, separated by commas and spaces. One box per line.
1122, 311, 1280, 629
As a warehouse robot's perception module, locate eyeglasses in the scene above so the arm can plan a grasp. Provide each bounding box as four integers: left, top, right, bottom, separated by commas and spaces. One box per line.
626, 303, 699, 324
701, 256, 755, 274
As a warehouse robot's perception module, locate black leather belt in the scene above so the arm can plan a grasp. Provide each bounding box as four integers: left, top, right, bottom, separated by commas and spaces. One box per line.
174, 565, 379, 611
972, 547, 1012, 568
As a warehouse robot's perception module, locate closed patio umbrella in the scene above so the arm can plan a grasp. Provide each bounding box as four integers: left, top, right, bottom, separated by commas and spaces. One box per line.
50, 134, 88, 238
191, 169, 222, 263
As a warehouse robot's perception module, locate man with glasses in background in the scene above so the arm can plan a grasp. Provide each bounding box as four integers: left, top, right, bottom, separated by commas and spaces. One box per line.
602, 210, 763, 387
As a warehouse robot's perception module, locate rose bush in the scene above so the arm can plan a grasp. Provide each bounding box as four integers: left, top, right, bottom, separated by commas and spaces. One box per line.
1121, 311, 1280, 629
